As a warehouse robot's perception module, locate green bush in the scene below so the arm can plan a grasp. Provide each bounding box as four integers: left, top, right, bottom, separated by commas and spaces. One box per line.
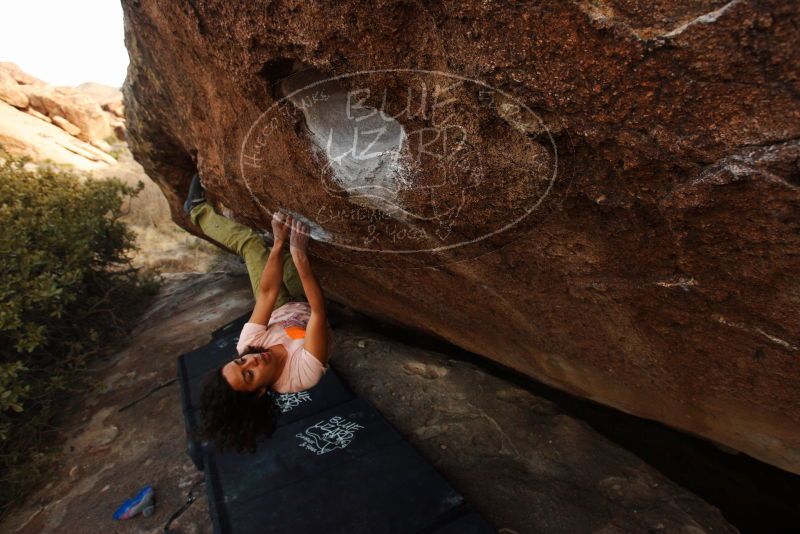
0, 152, 159, 513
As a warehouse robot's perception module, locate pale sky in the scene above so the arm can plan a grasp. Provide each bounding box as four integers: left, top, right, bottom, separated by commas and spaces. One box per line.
0, 0, 128, 87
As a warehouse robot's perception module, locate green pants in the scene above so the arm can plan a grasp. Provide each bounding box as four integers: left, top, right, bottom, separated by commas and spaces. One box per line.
190, 202, 306, 308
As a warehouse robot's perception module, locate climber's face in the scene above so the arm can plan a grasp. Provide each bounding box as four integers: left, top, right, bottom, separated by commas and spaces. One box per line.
222, 350, 276, 394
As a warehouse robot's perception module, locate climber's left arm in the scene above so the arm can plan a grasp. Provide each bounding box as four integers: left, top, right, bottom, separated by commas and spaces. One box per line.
249, 213, 291, 325
290, 220, 329, 365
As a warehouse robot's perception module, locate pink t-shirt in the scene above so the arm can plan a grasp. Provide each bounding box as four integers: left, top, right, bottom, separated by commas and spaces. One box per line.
236, 301, 331, 393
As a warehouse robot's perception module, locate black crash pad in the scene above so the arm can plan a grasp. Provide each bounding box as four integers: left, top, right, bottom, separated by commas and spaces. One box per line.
429, 510, 497, 533
206, 397, 403, 505
213, 440, 464, 534
178, 315, 495, 533
211, 312, 249, 340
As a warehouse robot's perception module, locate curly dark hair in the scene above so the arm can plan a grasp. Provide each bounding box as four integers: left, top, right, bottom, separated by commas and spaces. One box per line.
198, 362, 281, 454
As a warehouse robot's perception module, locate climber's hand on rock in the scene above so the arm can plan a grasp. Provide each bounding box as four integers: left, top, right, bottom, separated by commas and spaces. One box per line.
271, 211, 291, 243
290, 218, 310, 256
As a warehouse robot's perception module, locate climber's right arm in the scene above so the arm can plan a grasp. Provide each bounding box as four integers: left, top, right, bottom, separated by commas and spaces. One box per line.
292, 250, 329, 365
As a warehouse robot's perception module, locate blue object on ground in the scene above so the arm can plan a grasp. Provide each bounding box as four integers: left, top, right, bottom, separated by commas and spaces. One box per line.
113, 485, 155, 520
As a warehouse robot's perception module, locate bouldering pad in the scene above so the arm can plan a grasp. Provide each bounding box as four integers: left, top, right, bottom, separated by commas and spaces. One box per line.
178, 320, 494, 533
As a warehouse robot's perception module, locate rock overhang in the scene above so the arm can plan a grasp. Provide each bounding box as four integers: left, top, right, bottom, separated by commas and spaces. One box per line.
121, 0, 800, 473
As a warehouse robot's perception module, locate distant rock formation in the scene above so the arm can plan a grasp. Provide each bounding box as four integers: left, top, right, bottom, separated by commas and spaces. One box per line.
78, 82, 126, 124
0, 63, 125, 170
121, 0, 800, 473
0, 61, 44, 86
0, 68, 29, 109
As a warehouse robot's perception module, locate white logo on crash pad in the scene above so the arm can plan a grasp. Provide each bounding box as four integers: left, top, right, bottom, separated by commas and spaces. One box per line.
296, 416, 364, 455
276, 391, 312, 413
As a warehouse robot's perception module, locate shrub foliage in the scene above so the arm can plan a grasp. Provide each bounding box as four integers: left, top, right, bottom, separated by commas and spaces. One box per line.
0, 152, 157, 513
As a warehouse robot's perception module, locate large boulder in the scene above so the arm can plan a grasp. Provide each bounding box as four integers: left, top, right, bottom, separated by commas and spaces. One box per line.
51, 115, 81, 137
0, 62, 45, 86
121, 0, 800, 473
21, 84, 111, 143
76, 82, 121, 105
77, 82, 125, 118
0, 69, 29, 109
0, 65, 120, 167
0, 101, 116, 170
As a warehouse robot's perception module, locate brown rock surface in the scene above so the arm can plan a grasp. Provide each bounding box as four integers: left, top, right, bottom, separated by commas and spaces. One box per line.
0, 87, 28, 109
77, 82, 125, 118
76, 82, 121, 105
0, 65, 125, 168
51, 115, 81, 137
121, 0, 800, 473
25, 107, 51, 123
0, 69, 29, 109
90, 138, 113, 153
103, 99, 125, 118
0, 101, 114, 170
112, 120, 126, 141
22, 84, 111, 142
0, 62, 45, 86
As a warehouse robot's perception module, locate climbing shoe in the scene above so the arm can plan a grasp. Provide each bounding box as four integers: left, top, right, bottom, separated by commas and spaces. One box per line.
183, 173, 205, 214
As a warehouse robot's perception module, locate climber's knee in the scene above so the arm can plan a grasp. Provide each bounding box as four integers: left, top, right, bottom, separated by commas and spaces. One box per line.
240, 234, 270, 273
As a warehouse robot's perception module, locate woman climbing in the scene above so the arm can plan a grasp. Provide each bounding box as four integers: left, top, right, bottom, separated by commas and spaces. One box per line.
183, 174, 332, 452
